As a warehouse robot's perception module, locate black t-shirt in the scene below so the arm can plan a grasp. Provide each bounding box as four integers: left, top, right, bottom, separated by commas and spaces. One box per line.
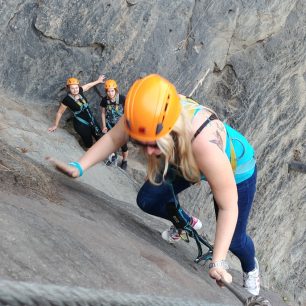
100, 94, 125, 127
62, 87, 91, 122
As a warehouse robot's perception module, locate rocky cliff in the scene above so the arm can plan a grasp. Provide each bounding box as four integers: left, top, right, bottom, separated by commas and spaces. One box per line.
0, 0, 305, 305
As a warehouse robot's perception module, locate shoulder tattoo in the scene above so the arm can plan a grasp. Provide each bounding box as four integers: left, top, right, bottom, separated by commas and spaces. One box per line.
209, 131, 224, 151
209, 122, 225, 151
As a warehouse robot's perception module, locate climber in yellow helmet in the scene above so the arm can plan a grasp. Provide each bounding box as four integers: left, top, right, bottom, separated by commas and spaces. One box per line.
48, 74, 260, 295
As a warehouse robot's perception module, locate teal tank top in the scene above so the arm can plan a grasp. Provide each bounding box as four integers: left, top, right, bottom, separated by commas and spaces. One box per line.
223, 123, 255, 183
180, 96, 256, 184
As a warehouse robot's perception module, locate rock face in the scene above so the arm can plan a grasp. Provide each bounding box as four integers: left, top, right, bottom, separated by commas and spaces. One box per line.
0, 0, 305, 305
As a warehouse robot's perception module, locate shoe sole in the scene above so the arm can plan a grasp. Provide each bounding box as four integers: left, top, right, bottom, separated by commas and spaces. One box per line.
161, 231, 181, 243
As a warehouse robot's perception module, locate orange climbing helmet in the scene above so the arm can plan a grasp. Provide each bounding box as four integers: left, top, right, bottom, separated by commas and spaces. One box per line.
124, 74, 181, 142
66, 77, 80, 86
104, 79, 118, 91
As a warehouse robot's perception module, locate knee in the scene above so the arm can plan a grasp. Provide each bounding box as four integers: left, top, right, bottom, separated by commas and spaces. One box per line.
229, 235, 246, 254
136, 188, 154, 212
136, 190, 144, 209
230, 234, 255, 256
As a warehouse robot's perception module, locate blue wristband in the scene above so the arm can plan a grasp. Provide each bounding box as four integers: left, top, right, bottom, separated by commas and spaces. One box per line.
68, 162, 84, 177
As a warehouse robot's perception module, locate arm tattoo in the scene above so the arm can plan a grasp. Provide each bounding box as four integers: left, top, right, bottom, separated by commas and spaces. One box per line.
209, 130, 224, 151
209, 122, 225, 151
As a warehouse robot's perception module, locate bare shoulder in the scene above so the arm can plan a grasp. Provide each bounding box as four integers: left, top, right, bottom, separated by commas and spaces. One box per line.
191, 109, 226, 152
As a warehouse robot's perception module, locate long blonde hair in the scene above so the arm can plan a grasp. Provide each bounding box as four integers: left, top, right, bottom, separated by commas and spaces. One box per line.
146, 110, 201, 185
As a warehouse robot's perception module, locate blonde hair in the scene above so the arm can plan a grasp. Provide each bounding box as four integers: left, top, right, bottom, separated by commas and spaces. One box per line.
146, 110, 201, 185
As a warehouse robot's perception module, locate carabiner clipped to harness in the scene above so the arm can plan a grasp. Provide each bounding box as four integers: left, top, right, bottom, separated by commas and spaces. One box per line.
182, 225, 213, 264
166, 180, 214, 265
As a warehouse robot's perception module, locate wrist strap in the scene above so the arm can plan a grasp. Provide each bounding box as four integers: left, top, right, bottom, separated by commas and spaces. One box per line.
68, 162, 84, 177
208, 260, 229, 270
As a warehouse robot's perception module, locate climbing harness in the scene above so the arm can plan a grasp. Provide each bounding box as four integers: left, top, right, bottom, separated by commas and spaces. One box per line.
104, 94, 124, 128
70, 94, 102, 137
106, 94, 120, 112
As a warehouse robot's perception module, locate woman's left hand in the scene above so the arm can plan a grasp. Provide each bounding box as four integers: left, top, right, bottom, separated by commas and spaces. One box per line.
209, 267, 232, 287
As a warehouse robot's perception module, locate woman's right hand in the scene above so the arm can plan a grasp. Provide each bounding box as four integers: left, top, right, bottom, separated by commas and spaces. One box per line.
102, 127, 108, 133
209, 267, 232, 287
48, 125, 57, 132
46, 157, 81, 178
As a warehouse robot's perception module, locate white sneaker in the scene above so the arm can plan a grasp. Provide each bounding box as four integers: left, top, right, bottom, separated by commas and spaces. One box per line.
243, 257, 260, 295
161, 216, 203, 243
190, 216, 202, 230
161, 225, 181, 243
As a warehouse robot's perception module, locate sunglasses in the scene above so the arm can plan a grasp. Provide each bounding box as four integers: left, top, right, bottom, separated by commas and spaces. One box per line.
130, 138, 159, 149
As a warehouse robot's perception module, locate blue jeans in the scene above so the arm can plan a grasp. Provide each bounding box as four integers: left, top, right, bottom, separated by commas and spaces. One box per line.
214, 167, 257, 272
136, 170, 193, 228
136, 167, 257, 273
